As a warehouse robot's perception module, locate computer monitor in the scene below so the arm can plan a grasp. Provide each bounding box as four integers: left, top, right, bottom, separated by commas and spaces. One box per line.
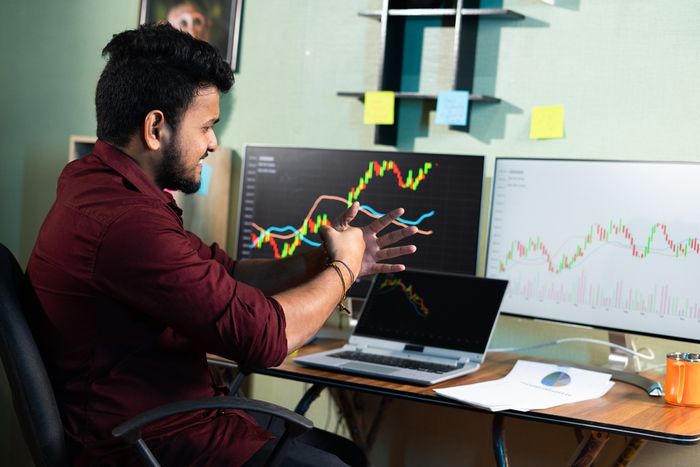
236, 145, 485, 297
485, 158, 700, 343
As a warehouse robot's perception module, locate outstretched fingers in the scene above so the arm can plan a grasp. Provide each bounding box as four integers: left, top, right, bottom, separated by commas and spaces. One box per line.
368, 262, 407, 274
374, 244, 417, 262
376, 225, 418, 249
367, 207, 405, 234
333, 202, 360, 231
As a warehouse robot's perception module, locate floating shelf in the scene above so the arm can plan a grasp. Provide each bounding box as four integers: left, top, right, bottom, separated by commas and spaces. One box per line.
358, 8, 524, 20
342, 0, 524, 145
337, 91, 501, 104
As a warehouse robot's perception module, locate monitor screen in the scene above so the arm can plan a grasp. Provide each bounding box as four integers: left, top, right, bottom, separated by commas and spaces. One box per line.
485, 158, 700, 342
236, 146, 485, 297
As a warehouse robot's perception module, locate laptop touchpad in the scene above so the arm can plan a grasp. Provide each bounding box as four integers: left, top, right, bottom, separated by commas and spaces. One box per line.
342, 362, 400, 374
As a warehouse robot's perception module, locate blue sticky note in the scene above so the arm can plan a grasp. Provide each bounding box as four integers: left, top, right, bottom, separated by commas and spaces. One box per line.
435, 90, 470, 126
197, 163, 212, 196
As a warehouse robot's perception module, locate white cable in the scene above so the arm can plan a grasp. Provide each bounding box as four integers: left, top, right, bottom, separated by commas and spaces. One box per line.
489, 337, 655, 360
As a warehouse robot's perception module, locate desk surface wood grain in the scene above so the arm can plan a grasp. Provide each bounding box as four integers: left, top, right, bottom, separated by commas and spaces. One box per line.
210, 338, 700, 444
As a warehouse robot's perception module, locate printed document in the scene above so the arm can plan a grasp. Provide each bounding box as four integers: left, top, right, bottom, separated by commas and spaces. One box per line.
434, 360, 614, 412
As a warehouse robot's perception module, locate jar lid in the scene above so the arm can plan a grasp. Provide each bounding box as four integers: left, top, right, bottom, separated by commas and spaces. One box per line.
667, 351, 686, 360
685, 353, 700, 362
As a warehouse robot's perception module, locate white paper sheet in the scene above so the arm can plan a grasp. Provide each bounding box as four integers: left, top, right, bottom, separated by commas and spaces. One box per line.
434, 360, 614, 412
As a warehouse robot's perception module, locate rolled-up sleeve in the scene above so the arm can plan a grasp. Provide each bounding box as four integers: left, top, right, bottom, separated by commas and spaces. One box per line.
94, 206, 288, 368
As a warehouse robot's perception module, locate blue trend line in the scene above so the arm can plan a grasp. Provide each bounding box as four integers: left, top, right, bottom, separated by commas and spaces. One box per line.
249, 226, 321, 248
299, 236, 322, 247
359, 205, 435, 226
250, 206, 435, 249
261, 225, 297, 235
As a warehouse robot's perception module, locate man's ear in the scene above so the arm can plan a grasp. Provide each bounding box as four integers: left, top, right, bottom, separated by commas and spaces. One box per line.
143, 110, 167, 151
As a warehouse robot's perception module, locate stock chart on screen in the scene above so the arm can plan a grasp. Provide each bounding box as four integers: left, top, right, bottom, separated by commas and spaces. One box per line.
485, 158, 700, 342
377, 276, 431, 318
235, 146, 484, 296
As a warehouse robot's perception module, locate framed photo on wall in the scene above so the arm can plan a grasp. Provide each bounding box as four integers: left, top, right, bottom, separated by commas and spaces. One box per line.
139, 0, 243, 70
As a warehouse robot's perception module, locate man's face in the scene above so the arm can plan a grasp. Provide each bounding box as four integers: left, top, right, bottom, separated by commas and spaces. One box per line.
167, 4, 210, 42
156, 86, 220, 194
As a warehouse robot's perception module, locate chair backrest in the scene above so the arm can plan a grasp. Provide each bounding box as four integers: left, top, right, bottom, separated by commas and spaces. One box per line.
0, 243, 69, 467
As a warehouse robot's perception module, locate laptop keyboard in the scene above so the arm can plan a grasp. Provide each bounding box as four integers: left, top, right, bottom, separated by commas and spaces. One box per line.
329, 351, 462, 374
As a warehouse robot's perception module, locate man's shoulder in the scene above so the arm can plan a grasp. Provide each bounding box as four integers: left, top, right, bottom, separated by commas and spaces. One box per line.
57, 155, 172, 226
32, 160, 182, 281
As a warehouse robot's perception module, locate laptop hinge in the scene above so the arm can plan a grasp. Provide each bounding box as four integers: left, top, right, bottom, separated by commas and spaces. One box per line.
402, 344, 467, 366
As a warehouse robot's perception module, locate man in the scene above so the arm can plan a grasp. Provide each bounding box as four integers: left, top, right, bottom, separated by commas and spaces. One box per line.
27, 23, 417, 466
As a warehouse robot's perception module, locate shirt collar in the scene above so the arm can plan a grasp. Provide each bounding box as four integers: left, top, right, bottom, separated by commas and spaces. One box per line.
92, 139, 181, 214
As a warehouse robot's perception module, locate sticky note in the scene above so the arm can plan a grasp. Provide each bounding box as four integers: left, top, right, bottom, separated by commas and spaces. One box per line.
530, 105, 565, 139
197, 163, 212, 196
364, 91, 395, 125
435, 90, 470, 126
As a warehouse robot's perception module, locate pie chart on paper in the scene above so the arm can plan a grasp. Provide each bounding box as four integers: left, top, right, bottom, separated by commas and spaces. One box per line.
541, 371, 572, 387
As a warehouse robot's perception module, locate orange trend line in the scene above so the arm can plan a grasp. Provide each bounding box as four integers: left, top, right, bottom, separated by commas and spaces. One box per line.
251, 194, 433, 241
380, 278, 430, 317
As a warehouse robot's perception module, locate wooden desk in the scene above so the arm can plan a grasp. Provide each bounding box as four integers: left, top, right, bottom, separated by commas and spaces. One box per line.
210, 338, 700, 466
258, 338, 698, 442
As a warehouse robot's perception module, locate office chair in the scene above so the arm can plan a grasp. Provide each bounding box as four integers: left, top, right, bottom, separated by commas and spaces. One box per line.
0, 243, 69, 467
0, 243, 313, 467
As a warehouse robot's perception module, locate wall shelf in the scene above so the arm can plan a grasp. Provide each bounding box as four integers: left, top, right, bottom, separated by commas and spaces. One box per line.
337, 91, 500, 103
358, 8, 524, 19
345, 0, 524, 145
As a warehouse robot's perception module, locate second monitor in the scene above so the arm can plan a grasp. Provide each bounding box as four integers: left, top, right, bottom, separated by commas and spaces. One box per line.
235, 146, 485, 297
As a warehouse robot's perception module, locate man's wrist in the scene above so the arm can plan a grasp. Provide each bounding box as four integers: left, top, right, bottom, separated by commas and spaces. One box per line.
304, 244, 330, 276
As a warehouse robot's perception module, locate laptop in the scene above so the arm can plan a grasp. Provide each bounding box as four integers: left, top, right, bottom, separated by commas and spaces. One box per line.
294, 270, 508, 386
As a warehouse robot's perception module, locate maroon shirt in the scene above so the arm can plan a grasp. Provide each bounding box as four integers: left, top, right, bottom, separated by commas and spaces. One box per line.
27, 140, 288, 466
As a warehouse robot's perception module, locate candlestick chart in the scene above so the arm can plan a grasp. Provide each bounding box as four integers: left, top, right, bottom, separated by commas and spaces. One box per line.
486, 158, 700, 342
236, 147, 485, 288
378, 278, 430, 317
353, 271, 507, 352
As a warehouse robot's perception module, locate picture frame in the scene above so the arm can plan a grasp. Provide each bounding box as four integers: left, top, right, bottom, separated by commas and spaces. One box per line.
68, 135, 97, 162
139, 0, 243, 70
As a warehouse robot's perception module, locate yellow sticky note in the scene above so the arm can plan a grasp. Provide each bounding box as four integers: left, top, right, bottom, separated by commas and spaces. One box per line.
530, 105, 565, 139
364, 91, 395, 125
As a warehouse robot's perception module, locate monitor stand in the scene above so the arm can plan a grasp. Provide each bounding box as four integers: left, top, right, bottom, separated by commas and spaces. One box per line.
596, 331, 664, 396
606, 330, 632, 371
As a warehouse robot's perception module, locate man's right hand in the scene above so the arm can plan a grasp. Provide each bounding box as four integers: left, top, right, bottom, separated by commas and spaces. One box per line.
332, 201, 417, 277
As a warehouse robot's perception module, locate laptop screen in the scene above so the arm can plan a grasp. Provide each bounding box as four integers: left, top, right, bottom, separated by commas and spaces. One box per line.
353, 270, 507, 353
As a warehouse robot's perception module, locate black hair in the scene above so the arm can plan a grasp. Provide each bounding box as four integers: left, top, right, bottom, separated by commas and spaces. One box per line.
95, 23, 234, 146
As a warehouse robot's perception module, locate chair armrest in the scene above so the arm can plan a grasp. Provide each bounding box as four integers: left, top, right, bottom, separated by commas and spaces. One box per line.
206, 354, 237, 369
112, 396, 314, 442
206, 355, 248, 394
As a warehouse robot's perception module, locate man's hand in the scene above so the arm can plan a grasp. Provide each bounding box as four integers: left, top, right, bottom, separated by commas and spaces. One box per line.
318, 223, 364, 277
333, 202, 418, 277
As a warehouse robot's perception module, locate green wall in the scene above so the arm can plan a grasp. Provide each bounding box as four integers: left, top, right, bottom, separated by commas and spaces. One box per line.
4, 0, 700, 263
2, 0, 700, 465
0, 1, 139, 264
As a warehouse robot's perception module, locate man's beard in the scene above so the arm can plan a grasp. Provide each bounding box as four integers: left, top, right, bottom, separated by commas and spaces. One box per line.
156, 138, 201, 194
